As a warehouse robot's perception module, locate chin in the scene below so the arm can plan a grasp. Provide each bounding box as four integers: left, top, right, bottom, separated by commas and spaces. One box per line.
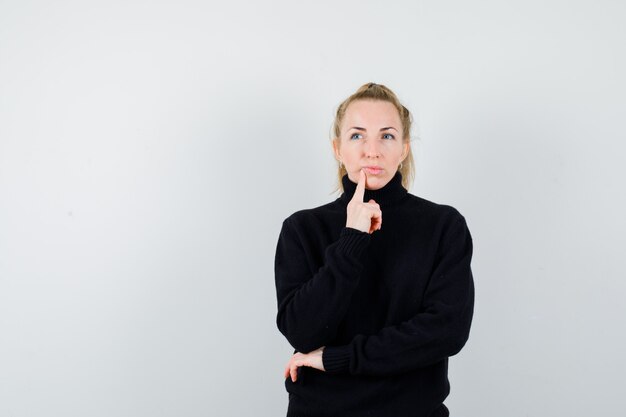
365, 177, 386, 190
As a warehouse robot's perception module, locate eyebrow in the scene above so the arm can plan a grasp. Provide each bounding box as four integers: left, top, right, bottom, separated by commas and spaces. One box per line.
348, 126, 398, 132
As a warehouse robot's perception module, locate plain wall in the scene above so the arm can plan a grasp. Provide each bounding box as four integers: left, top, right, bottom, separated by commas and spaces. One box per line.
1, 1, 625, 416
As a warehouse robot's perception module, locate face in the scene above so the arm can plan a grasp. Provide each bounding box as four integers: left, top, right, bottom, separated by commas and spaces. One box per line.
333, 99, 409, 190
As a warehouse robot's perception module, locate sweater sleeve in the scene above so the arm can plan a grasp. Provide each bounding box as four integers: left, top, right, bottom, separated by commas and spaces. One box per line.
275, 217, 371, 354
322, 213, 474, 376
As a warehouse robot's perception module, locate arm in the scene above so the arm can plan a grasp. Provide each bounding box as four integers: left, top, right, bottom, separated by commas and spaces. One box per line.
275, 217, 371, 353
322, 213, 475, 376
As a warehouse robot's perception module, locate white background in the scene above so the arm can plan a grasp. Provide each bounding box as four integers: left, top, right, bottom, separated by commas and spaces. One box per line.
1, 1, 625, 416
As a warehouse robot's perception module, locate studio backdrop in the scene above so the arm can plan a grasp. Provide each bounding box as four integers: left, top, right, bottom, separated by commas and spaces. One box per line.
1, 1, 624, 416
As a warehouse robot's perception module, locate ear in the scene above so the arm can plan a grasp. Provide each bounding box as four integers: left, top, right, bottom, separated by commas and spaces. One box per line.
401, 141, 409, 160
332, 139, 341, 161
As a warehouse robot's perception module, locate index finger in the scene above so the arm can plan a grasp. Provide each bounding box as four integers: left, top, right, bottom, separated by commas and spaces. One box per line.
352, 169, 366, 202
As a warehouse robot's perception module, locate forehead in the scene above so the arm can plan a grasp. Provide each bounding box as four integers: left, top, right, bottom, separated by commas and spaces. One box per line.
342, 100, 401, 128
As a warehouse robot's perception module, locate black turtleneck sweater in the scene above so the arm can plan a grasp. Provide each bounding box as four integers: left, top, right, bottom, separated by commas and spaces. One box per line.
274, 171, 474, 417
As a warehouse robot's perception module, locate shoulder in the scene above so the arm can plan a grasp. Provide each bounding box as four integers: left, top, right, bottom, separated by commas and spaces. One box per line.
403, 193, 471, 237
281, 199, 342, 227
278, 199, 343, 242
405, 192, 467, 221
401, 194, 473, 256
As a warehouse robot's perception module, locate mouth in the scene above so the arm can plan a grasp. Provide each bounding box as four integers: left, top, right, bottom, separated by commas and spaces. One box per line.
363, 166, 383, 175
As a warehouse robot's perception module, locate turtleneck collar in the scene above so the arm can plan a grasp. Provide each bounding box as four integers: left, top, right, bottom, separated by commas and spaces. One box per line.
339, 170, 408, 207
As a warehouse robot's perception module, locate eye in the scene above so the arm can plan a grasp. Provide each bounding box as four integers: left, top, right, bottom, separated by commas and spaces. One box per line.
383, 133, 395, 140
350, 133, 362, 140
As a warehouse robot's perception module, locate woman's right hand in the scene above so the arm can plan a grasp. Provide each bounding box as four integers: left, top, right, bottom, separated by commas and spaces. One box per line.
346, 169, 382, 234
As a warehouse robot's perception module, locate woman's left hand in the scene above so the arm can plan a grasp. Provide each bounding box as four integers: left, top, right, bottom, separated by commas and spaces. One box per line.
283, 346, 326, 382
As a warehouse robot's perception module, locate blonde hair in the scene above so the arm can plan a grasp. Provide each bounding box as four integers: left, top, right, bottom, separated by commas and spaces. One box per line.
331, 82, 415, 193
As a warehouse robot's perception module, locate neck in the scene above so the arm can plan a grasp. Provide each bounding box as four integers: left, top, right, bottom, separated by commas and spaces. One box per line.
339, 170, 407, 207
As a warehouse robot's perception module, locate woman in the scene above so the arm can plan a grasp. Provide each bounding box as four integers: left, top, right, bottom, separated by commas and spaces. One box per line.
274, 82, 474, 417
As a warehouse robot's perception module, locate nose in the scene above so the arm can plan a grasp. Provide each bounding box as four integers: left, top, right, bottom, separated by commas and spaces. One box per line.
364, 138, 381, 158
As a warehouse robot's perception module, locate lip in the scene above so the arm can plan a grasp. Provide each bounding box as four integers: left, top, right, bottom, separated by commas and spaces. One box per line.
363, 166, 383, 175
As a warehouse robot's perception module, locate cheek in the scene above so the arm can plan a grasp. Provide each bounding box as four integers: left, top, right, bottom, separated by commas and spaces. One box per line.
389, 142, 405, 155
379, 141, 399, 155
340, 146, 360, 162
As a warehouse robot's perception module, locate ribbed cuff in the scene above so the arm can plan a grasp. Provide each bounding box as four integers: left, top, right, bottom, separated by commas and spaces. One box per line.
322, 345, 351, 374
336, 227, 370, 258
